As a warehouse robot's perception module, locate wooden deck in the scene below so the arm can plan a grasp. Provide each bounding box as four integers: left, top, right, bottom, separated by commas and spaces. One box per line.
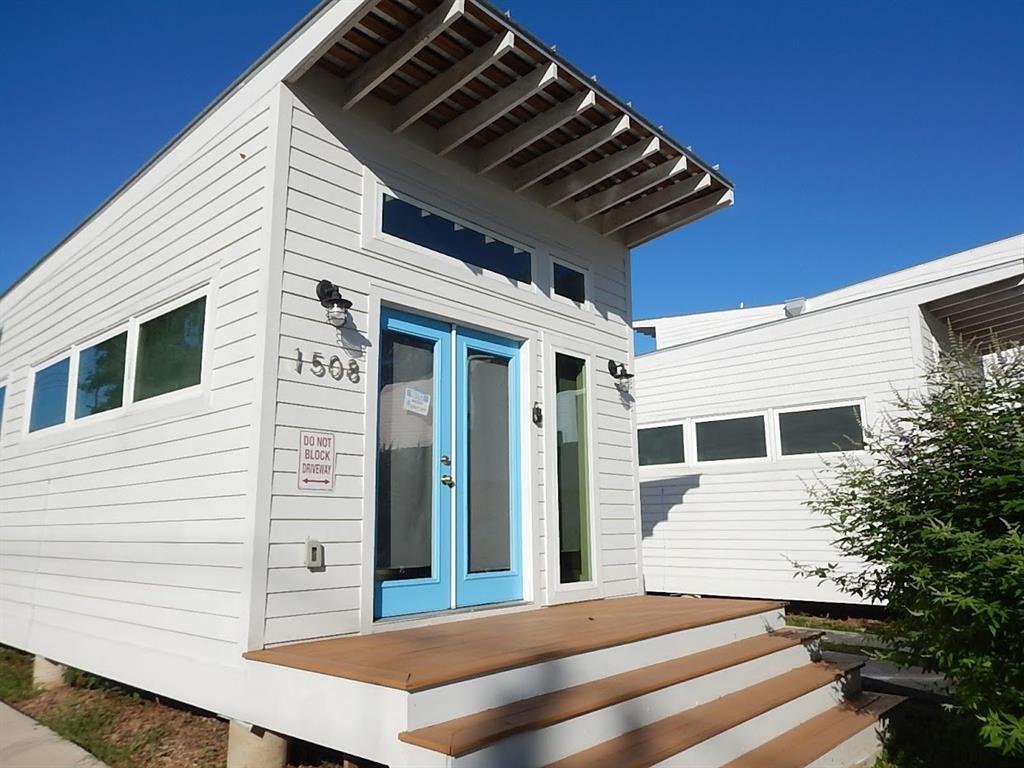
243, 595, 784, 691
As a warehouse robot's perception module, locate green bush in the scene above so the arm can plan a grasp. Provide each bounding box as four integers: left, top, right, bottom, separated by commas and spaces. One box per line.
799, 342, 1024, 757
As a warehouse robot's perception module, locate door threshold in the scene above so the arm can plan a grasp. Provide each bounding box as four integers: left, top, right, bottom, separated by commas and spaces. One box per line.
373, 600, 533, 632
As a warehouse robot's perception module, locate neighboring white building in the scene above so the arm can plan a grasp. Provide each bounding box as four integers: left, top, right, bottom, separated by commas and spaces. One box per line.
634, 234, 1024, 604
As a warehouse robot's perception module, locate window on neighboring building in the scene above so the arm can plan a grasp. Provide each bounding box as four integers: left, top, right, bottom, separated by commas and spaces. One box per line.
76, 332, 127, 418
29, 358, 70, 432
134, 297, 206, 402
553, 261, 586, 304
696, 415, 767, 461
779, 404, 864, 455
638, 425, 685, 465
381, 193, 531, 284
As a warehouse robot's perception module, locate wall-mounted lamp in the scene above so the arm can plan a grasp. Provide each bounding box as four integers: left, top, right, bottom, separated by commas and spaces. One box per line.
316, 280, 352, 328
607, 359, 634, 381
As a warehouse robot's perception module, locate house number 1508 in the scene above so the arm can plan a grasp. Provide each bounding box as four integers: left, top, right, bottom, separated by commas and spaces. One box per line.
295, 348, 360, 383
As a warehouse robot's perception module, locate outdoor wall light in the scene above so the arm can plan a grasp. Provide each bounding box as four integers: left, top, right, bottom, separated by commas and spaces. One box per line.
316, 280, 353, 328
607, 359, 634, 381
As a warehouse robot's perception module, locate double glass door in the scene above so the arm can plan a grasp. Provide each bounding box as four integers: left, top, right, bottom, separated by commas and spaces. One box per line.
374, 309, 522, 618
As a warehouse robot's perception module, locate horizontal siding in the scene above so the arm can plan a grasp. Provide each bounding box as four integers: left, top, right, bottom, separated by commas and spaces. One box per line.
260, 78, 641, 644
0, 94, 273, 666
635, 299, 918, 603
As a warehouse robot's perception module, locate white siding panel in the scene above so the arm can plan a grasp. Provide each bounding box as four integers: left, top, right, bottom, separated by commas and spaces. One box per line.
0, 92, 274, 671
637, 299, 916, 603
260, 74, 641, 643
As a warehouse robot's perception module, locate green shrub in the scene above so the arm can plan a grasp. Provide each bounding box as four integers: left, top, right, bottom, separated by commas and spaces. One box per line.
799, 342, 1024, 757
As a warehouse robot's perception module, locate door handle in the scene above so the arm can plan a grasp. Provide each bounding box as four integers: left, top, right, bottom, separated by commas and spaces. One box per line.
440, 474, 455, 487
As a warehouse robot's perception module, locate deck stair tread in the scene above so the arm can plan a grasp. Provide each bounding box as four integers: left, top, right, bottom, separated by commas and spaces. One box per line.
244, 595, 785, 691
400, 628, 823, 756
720, 692, 907, 768
543, 659, 863, 768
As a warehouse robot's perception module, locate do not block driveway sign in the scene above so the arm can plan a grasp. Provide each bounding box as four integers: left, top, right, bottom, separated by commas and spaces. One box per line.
298, 430, 335, 491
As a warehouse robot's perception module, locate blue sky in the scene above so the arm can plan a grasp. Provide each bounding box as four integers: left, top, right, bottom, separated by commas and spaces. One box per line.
2, 0, 1021, 355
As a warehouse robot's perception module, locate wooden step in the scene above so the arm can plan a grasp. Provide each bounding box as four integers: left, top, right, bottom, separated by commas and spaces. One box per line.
244, 595, 785, 690
721, 692, 906, 768
544, 659, 862, 768
400, 628, 821, 756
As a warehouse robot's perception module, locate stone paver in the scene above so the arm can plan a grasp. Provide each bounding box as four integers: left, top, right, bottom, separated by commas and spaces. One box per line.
0, 702, 108, 768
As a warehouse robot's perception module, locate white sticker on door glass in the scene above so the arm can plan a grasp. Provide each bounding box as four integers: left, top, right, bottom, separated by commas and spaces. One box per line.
403, 387, 431, 416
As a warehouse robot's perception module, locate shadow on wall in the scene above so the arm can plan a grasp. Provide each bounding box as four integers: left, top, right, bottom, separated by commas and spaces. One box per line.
296, 82, 629, 329
639, 474, 701, 538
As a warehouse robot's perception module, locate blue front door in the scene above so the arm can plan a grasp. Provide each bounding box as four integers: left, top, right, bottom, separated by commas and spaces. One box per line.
375, 310, 522, 619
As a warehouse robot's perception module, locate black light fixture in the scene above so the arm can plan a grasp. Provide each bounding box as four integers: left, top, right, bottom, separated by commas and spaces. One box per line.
608, 359, 634, 381
316, 280, 352, 328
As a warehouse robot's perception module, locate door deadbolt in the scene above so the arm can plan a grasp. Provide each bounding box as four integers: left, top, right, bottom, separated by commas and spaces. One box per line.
440, 474, 455, 487
440, 455, 451, 465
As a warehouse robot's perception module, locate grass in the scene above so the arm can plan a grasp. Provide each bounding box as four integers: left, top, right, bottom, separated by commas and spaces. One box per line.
0, 644, 205, 768
0, 643, 368, 768
0, 644, 34, 702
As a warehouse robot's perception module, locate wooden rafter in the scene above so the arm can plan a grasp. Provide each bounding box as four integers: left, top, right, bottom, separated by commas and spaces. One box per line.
476, 90, 596, 173
623, 189, 735, 248
339, 0, 465, 109
601, 173, 711, 235
573, 157, 688, 222
511, 115, 630, 192
542, 137, 660, 208
436, 62, 559, 155
392, 31, 515, 133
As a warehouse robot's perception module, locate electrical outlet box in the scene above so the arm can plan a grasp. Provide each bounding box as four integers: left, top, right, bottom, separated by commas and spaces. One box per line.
305, 538, 324, 570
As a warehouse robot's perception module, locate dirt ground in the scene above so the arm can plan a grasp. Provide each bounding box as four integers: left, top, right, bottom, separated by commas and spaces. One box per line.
1, 645, 361, 768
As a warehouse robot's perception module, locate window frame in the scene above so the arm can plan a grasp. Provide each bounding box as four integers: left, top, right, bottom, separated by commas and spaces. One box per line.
692, 410, 772, 466
372, 181, 539, 293
774, 399, 868, 460
543, 338, 602, 604
20, 285, 211, 438
130, 289, 210, 406
636, 420, 687, 468
72, 323, 132, 421
549, 254, 592, 310
24, 350, 74, 435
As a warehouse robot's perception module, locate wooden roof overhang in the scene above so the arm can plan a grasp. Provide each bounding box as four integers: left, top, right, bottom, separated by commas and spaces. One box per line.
924, 274, 1024, 354
291, 0, 734, 248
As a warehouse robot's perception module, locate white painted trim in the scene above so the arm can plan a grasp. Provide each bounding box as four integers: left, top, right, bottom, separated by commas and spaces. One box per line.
358, 282, 541, 630
20, 283, 212, 441
542, 333, 604, 604
243, 83, 294, 652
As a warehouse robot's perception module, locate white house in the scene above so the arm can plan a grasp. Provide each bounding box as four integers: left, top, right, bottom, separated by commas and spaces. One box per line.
634, 233, 1024, 605
0, 1, 904, 765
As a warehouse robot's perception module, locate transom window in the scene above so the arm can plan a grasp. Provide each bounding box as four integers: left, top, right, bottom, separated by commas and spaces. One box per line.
381, 193, 531, 284
638, 425, 684, 465
553, 261, 586, 304
779, 404, 864, 455
696, 415, 767, 462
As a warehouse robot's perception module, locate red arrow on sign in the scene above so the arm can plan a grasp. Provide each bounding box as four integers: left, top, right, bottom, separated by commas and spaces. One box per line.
302, 478, 331, 484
